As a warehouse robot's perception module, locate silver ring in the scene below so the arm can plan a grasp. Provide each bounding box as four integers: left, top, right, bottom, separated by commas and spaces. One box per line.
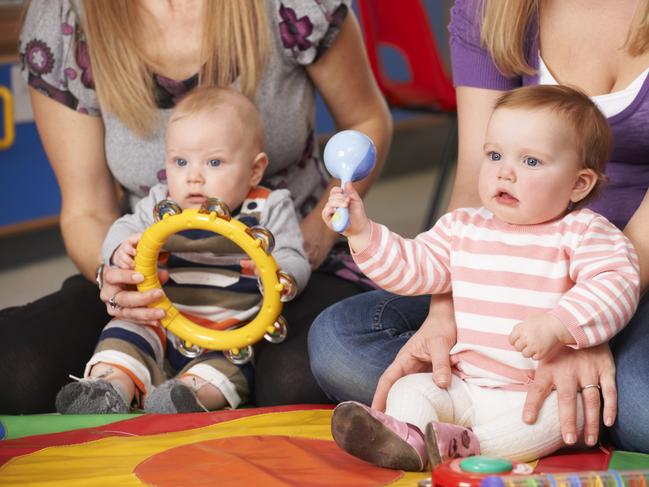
95, 263, 105, 290
581, 384, 601, 391
108, 293, 121, 310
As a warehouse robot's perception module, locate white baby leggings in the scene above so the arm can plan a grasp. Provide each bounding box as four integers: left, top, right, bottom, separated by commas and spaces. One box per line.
385, 373, 585, 462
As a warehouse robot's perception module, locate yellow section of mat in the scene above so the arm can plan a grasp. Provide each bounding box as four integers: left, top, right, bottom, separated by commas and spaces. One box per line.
0, 409, 429, 486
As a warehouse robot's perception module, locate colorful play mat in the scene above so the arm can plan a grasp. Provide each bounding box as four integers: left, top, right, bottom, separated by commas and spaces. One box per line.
1, 405, 648, 486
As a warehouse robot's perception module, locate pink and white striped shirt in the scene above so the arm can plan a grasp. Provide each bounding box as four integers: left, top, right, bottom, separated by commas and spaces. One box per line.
353, 208, 640, 389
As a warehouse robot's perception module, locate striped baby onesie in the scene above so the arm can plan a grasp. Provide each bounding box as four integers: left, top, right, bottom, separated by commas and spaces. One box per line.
90, 184, 310, 407
353, 207, 640, 389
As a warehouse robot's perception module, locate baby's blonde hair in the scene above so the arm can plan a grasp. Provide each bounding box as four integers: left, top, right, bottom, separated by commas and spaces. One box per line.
169, 86, 266, 153
493, 85, 611, 206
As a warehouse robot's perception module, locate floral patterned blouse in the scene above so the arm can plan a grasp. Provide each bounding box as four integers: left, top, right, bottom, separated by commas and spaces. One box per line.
19, 0, 349, 220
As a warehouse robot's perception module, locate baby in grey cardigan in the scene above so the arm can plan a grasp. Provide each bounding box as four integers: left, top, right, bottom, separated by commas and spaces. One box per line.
56, 87, 310, 414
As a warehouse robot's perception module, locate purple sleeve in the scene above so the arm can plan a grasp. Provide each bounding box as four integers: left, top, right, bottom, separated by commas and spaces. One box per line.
448, 0, 522, 90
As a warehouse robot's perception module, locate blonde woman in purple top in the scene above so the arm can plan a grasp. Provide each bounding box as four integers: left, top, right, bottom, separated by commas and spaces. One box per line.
0, 0, 392, 414
309, 0, 649, 453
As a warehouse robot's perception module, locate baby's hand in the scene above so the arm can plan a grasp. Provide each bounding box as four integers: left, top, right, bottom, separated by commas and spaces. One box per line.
112, 233, 142, 270
321, 183, 370, 240
509, 314, 574, 360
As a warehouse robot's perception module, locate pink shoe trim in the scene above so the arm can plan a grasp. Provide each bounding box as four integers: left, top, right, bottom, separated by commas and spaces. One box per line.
428, 421, 481, 464
339, 402, 426, 456
332, 401, 427, 471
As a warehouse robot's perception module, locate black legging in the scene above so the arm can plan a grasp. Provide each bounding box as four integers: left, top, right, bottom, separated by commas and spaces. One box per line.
0, 271, 363, 413
254, 271, 365, 405
0, 275, 108, 414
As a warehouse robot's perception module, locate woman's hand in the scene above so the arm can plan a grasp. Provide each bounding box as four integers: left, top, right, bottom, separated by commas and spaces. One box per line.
523, 343, 617, 447
99, 265, 168, 326
372, 294, 457, 411
300, 210, 338, 269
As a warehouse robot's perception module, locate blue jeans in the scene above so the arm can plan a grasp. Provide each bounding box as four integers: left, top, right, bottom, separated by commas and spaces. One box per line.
607, 292, 649, 453
308, 290, 649, 453
308, 290, 429, 405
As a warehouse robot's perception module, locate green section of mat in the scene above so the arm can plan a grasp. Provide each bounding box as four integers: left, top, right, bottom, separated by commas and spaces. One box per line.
609, 450, 649, 469
0, 413, 140, 440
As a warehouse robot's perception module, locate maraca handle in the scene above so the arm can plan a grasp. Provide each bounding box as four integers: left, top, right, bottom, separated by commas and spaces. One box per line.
322, 130, 376, 234
332, 206, 350, 233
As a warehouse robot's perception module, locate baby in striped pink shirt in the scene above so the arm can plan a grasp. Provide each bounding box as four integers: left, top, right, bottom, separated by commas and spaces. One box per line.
322, 85, 640, 471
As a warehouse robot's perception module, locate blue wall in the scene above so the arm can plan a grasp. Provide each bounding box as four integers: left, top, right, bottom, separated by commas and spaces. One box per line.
0, 64, 62, 227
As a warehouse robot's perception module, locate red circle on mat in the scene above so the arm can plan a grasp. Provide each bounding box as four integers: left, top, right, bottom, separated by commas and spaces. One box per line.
135, 435, 402, 486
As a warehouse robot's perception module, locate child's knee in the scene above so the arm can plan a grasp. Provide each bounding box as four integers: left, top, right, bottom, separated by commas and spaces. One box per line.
388, 373, 433, 402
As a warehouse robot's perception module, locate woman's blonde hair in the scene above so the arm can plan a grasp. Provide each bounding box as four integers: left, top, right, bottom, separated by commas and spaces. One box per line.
480, 0, 649, 77
81, 0, 270, 136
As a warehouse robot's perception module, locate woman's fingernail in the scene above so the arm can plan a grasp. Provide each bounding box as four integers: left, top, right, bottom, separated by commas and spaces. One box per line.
523, 412, 534, 422
132, 273, 144, 282
605, 417, 614, 426
564, 433, 576, 444
586, 435, 597, 446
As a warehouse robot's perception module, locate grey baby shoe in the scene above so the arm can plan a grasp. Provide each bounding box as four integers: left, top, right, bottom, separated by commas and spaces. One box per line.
56, 378, 130, 414
144, 379, 204, 414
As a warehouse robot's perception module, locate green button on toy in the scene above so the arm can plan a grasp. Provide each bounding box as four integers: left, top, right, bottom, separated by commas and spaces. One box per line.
459, 456, 513, 474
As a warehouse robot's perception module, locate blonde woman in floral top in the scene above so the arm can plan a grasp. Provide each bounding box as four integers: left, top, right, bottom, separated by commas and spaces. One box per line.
1, 0, 392, 413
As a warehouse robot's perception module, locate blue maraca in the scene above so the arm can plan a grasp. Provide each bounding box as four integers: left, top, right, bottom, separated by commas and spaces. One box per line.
323, 130, 377, 232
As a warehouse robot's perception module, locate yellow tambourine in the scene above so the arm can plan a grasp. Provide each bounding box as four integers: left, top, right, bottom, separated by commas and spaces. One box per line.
134, 198, 296, 364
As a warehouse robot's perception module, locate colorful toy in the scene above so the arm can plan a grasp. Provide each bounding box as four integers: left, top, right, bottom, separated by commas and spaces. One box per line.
134, 198, 296, 364
430, 456, 534, 487
427, 456, 649, 487
323, 129, 377, 232
481, 469, 649, 487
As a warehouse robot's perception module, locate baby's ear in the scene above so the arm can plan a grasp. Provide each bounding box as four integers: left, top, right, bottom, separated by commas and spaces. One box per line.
250, 152, 269, 186
570, 168, 598, 203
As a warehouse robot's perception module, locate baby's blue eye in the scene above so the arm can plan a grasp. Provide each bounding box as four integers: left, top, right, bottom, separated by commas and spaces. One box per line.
488, 151, 501, 161
175, 158, 187, 167
208, 159, 222, 167
524, 157, 540, 167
